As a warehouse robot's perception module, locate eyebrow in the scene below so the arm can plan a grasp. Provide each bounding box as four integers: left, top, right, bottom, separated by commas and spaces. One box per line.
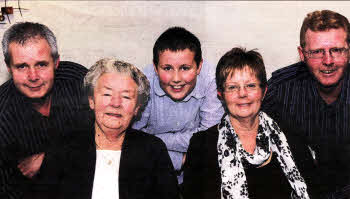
102, 86, 135, 93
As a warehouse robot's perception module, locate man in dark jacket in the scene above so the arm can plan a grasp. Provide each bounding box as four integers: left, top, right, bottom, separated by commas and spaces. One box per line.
0, 22, 88, 199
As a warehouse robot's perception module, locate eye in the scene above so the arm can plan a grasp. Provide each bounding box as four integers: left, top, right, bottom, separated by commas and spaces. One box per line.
122, 95, 131, 99
162, 66, 172, 71
37, 62, 48, 68
15, 64, 27, 69
226, 85, 238, 91
310, 49, 323, 55
331, 48, 342, 53
103, 93, 111, 97
246, 83, 257, 88
180, 66, 191, 71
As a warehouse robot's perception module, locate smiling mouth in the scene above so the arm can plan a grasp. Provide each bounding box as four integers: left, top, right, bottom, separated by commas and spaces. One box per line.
170, 85, 185, 91
320, 69, 336, 74
106, 113, 122, 117
237, 103, 251, 107
26, 85, 43, 91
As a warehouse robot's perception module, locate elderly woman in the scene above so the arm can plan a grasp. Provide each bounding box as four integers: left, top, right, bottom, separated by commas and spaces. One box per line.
43, 58, 179, 199
183, 48, 311, 199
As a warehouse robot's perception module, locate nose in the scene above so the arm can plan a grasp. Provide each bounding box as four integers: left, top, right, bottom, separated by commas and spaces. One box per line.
238, 86, 247, 98
110, 95, 122, 108
172, 70, 181, 83
322, 50, 334, 66
27, 68, 39, 82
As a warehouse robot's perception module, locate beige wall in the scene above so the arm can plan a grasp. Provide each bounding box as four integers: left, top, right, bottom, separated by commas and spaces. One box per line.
1, 1, 350, 84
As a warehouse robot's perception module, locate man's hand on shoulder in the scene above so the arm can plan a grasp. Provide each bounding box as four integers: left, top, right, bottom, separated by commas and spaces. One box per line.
17, 152, 45, 178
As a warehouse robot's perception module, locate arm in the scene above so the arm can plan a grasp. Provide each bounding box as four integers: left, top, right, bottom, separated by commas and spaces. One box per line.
0, 150, 23, 199
156, 79, 224, 153
153, 139, 179, 199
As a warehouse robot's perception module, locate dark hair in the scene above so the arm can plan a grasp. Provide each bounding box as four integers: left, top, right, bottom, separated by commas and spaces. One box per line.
216, 47, 267, 93
300, 10, 350, 48
2, 22, 59, 66
153, 26, 202, 67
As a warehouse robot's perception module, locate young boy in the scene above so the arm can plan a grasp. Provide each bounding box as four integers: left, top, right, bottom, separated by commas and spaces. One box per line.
133, 27, 224, 183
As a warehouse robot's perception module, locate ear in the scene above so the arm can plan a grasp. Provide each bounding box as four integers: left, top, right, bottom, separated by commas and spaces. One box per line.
134, 105, 140, 116
153, 63, 159, 76
88, 96, 95, 110
298, 46, 305, 62
54, 57, 60, 69
262, 87, 267, 101
217, 91, 222, 98
196, 59, 203, 75
7, 66, 11, 74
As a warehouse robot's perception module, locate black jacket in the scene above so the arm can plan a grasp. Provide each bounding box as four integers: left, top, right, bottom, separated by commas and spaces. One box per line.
36, 120, 179, 199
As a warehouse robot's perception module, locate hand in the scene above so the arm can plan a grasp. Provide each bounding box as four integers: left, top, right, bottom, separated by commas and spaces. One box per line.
17, 152, 45, 178
182, 153, 187, 167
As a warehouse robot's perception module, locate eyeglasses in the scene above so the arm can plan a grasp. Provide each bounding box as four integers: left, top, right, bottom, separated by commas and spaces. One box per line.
223, 83, 260, 93
303, 47, 349, 59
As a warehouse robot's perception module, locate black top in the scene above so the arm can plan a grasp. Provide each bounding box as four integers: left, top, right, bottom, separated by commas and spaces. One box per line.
0, 61, 88, 199
183, 125, 314, 199
262, 62, 350, 197
39, 121, 179, 199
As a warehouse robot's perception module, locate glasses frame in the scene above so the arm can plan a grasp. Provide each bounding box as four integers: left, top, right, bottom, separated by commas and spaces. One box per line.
302, 47, 350, 59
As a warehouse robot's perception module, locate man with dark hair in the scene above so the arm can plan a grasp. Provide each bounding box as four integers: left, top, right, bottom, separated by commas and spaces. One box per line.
263, 10, 350, 198
133, 27, 224, 183
0, 22, 88, 199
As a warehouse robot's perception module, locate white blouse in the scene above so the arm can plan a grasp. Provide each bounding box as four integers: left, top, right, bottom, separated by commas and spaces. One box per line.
92, 150, 122, 199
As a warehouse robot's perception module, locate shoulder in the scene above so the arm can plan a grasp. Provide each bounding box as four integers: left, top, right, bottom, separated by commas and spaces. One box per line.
55, 61, 88, 81
0, 80, 15, 111
190, 124, 219, 146
197, 60, 216, 86
268, 62, 311, 86
127, 128, 167, 149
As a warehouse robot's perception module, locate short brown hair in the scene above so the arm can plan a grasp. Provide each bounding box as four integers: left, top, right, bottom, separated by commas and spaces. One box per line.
216, 47, 267, 93
300, 10, 350, 48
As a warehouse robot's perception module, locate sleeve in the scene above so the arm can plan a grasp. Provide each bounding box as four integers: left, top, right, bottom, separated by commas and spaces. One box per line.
261, 75, 281, 121
0, 114, 24, 199
132, 64, 154, 132
183, 133, 204, 199
152, 138, 180, 199
156, 78, 224, 153
0, 150, 23, 199
132, 101, 151, 132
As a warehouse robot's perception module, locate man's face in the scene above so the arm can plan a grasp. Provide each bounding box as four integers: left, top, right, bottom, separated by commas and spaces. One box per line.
154, 49, 202, 101
298, 28, 349, 87
7, 38, 59, 99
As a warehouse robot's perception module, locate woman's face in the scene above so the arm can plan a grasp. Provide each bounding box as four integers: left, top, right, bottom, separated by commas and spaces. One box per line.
89, 72, 139, 135
220, 66, 266, 121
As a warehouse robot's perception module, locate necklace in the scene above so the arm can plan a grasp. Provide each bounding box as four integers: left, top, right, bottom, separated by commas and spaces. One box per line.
97, 150, 121, 166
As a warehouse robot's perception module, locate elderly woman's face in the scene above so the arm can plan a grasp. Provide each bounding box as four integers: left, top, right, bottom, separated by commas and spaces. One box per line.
221, 66, 266, 120
89, 72, 139, 134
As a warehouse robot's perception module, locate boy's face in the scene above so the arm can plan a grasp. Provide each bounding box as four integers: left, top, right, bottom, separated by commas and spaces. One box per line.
154, 49, 202, 101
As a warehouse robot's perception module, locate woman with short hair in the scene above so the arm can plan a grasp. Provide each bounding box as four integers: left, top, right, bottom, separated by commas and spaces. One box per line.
183, 48, 310, 199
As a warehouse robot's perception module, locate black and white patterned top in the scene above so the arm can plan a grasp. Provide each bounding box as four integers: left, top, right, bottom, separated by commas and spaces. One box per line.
217, 112, 310, 199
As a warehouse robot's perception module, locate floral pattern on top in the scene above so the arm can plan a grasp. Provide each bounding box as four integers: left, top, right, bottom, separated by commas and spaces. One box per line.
217, 111, 310, 199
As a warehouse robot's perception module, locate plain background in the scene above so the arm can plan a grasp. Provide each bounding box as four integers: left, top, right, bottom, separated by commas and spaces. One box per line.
0, 1, 349, 84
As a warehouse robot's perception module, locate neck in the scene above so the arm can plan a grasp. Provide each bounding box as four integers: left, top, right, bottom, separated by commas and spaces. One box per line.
317, 80, 343, 104
31, 96, 52, 117
229, 114, 259, 133
95, 124, 125, 150
229, 115, 259, 154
